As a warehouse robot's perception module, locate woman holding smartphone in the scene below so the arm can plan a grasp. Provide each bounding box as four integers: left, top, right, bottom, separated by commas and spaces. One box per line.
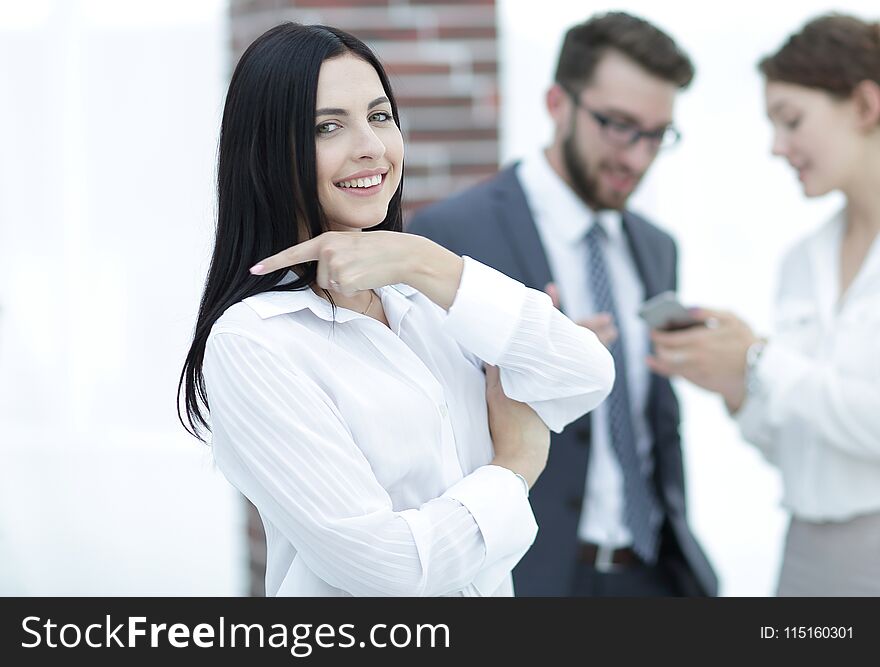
177, 23, 614, 597
649, 14, 880, 595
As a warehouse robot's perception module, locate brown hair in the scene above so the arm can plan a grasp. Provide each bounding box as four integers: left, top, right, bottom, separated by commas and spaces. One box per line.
554, 12, 694, 92
759, 14, 880, 97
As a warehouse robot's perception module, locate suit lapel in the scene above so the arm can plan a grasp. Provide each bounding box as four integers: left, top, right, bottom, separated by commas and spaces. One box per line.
622, 211, 664, 299
490, 166, 554, 291
487, 169, 667, 305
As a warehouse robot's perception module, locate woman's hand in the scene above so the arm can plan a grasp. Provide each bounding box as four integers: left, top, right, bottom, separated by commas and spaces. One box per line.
250, 231, 464, 310
647, 308, 758, 412
485, 365, 550, 489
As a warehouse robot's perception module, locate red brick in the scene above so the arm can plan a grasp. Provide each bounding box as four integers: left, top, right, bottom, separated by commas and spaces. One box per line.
436, 26, 496, 39
230, 0, 285, 16
386, 62, 452, 76
473, 60, 498, 73
293, 0, 390, 7
347, 27, 420, 41
404, 163, 498, 177
395, 95, 474, 108
245, 501, 266, 596
408, 128, 498, 142
407, 0, 494, 4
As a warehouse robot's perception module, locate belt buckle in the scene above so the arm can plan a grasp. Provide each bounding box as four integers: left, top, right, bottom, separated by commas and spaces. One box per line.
595, 545, 618, 573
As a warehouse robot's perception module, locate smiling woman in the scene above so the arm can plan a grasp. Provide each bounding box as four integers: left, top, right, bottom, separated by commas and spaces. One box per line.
177, 23, 614, 597
313, 56, 403, 232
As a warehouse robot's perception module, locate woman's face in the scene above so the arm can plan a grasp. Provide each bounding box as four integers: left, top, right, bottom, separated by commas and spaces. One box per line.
314, 54, 403, 232
764, 81, 864, 197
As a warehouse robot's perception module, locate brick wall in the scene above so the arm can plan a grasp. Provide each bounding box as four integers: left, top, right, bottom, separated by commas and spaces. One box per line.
228, 0, 501, 596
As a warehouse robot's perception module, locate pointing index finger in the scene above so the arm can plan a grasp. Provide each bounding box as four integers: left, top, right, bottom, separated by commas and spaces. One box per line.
250, 237, 322, 275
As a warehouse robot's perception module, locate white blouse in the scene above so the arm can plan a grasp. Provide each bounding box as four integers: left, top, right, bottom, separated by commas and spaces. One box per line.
737, 211, 880, 521
203, 256, 614, 596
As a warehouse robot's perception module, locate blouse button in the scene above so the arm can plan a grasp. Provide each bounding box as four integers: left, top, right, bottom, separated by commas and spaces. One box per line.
439, 403, 449, 418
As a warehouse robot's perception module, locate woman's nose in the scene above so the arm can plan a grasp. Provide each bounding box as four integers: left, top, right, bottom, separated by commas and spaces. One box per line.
771, 133, 788, 158
353, 123, 386, 160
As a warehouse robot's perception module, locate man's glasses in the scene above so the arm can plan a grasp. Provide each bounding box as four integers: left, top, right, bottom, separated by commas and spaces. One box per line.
562, 85, 681, 152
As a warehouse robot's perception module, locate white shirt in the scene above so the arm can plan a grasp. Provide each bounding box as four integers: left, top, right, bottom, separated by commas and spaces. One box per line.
517, 152, 654, 548
737, 210, 880, 521
203, 256, 614, 596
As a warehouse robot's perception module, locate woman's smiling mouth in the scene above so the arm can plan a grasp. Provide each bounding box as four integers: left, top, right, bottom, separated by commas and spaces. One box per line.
334, 170, 387, 196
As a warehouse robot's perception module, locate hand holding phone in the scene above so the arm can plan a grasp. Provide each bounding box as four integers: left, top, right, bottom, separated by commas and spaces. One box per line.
637, 291, 701, 331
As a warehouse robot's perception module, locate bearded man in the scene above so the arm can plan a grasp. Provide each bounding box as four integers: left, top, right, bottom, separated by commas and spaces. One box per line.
408, 12, 717, 597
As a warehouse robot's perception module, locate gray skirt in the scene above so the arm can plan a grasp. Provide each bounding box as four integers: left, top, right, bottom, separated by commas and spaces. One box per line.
777, 511, 880, 596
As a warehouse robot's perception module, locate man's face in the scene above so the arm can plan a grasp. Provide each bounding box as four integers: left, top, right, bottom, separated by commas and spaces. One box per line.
558, 50, 679, 210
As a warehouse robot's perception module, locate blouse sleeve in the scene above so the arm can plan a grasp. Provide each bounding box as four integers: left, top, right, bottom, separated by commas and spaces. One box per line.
204, 331, 537, 597
736, 340, 880, 462
441, 256, 615, 433
735, 239, 880, 463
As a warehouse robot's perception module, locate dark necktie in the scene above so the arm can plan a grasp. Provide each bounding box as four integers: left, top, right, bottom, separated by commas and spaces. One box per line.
585, 221, 662, 563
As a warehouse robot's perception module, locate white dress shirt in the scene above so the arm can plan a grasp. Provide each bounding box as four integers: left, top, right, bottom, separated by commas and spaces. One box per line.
203, 256, 614, 596
737, 210, 880, 521
517, 152, 655, 548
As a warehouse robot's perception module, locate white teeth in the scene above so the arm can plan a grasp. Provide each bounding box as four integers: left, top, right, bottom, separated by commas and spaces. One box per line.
337, 173, 384, 189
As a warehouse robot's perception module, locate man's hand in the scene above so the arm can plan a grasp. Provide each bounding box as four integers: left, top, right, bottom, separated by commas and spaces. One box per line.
545, 282, 618, 347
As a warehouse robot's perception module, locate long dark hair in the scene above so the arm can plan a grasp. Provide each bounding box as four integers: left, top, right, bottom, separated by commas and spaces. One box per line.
178, 23, 404, 441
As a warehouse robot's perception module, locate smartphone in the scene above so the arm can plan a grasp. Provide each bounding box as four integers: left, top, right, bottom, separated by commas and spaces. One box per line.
637, 291, 701, 331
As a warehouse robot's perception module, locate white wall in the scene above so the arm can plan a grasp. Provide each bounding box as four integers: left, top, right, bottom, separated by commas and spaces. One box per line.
499, 0, 873, 595
0, 0, 245, 594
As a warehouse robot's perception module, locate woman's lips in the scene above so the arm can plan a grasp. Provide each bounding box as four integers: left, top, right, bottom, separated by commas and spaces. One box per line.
334, 172, 386, 197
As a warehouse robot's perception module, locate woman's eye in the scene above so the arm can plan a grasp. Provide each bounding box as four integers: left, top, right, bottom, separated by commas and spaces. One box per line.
316, 121, 341, 135
785, 117, 801, 130
370, 111, 392, 123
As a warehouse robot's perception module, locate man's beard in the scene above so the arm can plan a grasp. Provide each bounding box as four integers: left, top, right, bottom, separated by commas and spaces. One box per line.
562, 118, 636, 211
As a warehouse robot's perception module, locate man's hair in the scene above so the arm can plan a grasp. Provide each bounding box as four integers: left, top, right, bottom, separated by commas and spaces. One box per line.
554, 12, 695, 92
759, 14, 880, 98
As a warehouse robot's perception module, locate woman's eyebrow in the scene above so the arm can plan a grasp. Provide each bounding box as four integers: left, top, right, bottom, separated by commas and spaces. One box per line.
316, 96, 390, 117
316, 107, 348, 117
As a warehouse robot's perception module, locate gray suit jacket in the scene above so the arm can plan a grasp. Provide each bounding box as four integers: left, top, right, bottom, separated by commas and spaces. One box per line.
408, 165, 718, 596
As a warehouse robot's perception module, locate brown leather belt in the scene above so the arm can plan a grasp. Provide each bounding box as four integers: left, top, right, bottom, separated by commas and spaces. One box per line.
577, 542, 641, 571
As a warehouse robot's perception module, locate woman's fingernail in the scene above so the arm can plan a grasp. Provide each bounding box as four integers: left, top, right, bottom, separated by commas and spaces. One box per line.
249, 264, 264, 274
